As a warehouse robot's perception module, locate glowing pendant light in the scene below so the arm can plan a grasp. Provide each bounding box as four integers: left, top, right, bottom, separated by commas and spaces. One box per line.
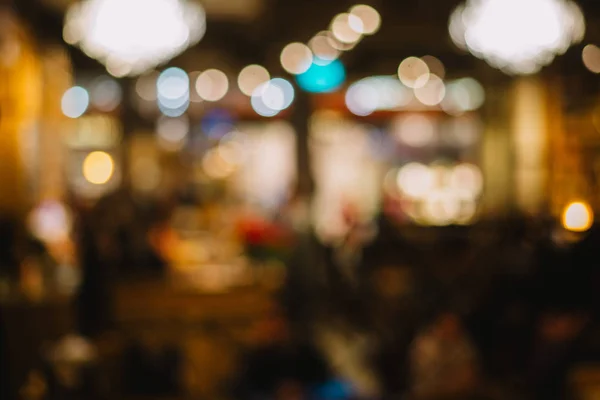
63, 0, 206, 77
449, 0, 585, 74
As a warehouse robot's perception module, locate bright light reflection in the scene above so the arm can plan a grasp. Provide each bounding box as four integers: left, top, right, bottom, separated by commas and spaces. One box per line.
83, 151, 114, 185
449, 0, 585, 74
281, 42, 313, 75
238, 65, 270, 96
195, 69, 229, 102
64, 0, 206, 76
62, 86, 89, 118
562, 201, 594, 232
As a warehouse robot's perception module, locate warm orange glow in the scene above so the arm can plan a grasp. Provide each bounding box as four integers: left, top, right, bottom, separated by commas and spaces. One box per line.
82, 151, 114, 185
562, 201, 593, 232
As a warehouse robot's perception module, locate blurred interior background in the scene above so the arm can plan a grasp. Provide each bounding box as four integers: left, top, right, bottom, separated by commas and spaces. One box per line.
1, 0, 600, 399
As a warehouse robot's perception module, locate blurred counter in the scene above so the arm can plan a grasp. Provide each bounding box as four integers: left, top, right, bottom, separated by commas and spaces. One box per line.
111, 280, 279, 398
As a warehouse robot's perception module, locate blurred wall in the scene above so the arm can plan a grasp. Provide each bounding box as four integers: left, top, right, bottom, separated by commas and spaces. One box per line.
0, 9, 42, 216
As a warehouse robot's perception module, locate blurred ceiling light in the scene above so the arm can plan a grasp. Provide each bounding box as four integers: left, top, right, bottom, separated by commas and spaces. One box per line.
349, 4, 381, 35
64, 0, 206, 76
61, 86, 89, 118
397, 163, 435, 199
82, 151, 114, 185
562, 201, 593, 232
195, 69, 229, 102
449, 0, 585, 74
281, 42, 313, 75
442, 77, 485, 115
421, 55, 446, 80
398, 57, 430, 89
414, 74, 446, 106
156, 115, 189, 150
157, 67, 189, 116
238, 64, 270, 96
135, 71, 159, 101
394, 114, 436, 147
90, 76, 122, 112
582, 44, 600, 74
309, 33, 341, 63
330, 13, 363, 44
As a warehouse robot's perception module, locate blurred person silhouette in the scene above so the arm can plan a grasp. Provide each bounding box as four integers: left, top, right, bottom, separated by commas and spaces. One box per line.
409, 310, 480, 400
0, 217, 20, 282
230, 305, 331, 400
122, 332, 183, 397
527, 309, 591, 400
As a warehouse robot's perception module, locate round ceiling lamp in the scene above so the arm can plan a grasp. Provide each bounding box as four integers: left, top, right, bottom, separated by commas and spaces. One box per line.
64, 0, 206, 77
449, 0, 585, 74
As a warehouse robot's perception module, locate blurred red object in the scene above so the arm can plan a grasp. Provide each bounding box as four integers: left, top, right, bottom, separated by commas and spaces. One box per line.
236, 215, 294, 249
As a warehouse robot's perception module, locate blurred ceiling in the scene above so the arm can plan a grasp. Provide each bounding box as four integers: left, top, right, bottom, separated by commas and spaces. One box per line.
12, 0, 600, 92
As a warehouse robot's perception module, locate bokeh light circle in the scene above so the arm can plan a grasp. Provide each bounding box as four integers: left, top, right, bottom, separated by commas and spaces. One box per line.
330, 13, 363, 44
238, 65, 270, 96
195, 69, 229, 102
349, 4, 381, 35
414, 74, 446, 106
280, 42, 313, 75
82, 151, 114, 185
62, 86, 90, 118
398, 57, 430, 89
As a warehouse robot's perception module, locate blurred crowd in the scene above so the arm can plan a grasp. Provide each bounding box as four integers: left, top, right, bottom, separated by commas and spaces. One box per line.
1, 192, 600, 400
